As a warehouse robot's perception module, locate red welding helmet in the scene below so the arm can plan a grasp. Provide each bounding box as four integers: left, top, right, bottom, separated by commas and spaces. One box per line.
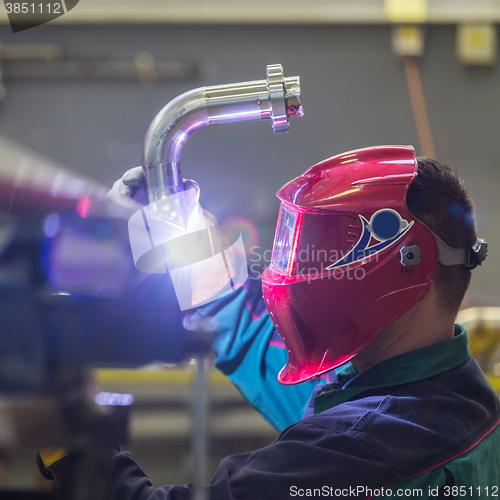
262, 145, 439, 384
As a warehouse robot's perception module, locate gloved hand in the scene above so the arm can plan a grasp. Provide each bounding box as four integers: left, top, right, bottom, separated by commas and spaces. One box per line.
35, 379, 103, 482
110, 166, 246, 311
36, 447, 70, 480
106, 166, 217, 226
107, 166, 146, 202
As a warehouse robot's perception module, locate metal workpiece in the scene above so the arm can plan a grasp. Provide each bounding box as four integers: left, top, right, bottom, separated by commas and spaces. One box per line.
142, 64, 304, 203
0, 136, 140, 220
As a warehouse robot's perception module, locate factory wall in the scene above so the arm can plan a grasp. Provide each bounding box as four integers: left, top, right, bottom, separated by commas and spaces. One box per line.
0, 22, 498, 299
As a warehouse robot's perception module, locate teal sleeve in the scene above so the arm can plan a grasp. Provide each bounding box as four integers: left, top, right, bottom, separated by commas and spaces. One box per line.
194, 276, 320, 432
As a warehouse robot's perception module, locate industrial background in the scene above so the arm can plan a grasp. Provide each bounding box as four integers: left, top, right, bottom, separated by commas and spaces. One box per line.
0, 0, 499, 493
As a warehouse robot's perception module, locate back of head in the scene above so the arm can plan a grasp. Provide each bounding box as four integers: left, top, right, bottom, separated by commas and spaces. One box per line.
407, 158, 475, 314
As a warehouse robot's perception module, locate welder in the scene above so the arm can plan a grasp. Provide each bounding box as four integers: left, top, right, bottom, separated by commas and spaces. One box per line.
39, 145, 497, 499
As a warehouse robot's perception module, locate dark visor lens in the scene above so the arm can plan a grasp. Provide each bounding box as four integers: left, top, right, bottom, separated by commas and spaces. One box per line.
272, 204, 362, 276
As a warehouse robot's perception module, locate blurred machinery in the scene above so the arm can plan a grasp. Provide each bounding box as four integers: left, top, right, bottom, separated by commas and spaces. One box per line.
0, 64, 303, 499
0, 135, 189, 499
0, 41, 198, 101
458, 307, 500, 392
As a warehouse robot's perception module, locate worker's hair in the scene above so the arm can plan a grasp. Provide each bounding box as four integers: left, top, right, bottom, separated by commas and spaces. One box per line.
406, 157, 475, 314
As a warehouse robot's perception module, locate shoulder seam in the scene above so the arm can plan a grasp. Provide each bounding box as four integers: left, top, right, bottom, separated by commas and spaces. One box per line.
287, 419, 397, 475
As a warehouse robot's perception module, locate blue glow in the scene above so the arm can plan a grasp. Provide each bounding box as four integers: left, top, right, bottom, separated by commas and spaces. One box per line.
183, 314, 218, 332
94, 391, 134, 407
44, 213, 61, 238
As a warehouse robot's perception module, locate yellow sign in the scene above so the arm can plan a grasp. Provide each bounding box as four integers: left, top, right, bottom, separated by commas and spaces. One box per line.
457, 25, 497, 65
392, 25, 425, 56
384, 0, 429, 23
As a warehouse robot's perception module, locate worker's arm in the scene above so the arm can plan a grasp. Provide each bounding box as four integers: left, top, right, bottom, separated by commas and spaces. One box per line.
50, 417, 394, 500
194, 272, 322, 431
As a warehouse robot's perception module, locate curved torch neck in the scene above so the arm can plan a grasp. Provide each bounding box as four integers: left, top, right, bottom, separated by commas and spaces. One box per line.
142, 64, 303, 204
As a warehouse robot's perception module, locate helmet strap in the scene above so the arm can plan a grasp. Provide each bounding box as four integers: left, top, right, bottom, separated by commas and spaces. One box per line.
430, 230, 487, 269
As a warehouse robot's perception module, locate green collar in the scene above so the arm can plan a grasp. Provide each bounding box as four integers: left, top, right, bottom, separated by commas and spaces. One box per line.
314, 325, 470, 415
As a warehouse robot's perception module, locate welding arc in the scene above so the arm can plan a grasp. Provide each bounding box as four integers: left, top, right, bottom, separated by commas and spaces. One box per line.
403, 56, 436, 159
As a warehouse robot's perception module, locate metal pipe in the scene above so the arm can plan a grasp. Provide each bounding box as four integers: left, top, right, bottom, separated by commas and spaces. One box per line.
0, 135, 139, 220
403, 56, 435, 159
142, 64, 303, 203
192, 356, 210, 500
